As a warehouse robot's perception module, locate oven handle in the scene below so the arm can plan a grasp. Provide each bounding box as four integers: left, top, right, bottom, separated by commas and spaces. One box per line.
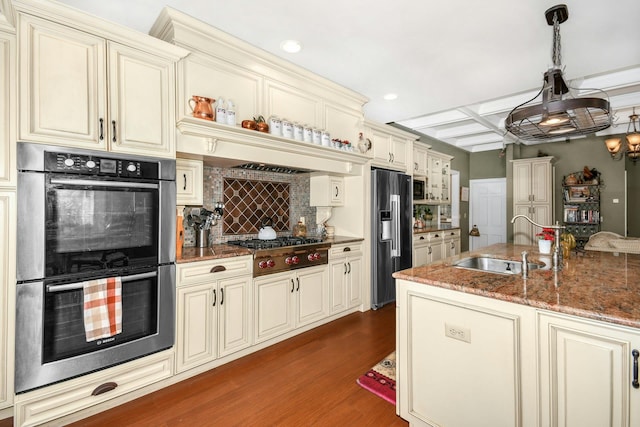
49, 178, 159, 190
45, 271, 158, 293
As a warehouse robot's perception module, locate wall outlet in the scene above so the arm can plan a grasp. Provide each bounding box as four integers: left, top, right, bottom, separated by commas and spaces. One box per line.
444, 323, 471, 343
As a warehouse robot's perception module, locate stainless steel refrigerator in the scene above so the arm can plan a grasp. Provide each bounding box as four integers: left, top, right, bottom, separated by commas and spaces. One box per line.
371, 168, 413, 309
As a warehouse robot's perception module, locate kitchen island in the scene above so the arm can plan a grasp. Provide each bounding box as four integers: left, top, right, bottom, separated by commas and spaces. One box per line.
393, 243, 640, 427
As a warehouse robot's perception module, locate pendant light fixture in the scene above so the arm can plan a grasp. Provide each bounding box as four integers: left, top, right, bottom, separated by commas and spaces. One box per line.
505, 4, 611, 141
605, 108, 640, 162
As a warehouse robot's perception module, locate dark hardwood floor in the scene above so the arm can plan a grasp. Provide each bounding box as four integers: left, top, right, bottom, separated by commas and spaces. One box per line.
2, 304, 407, 426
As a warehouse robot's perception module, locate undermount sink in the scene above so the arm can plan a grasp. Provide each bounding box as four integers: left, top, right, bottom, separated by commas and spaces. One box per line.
453, 256, 546, 275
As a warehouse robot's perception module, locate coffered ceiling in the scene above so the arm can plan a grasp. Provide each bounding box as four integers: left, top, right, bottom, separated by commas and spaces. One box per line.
53, 0, 640, 152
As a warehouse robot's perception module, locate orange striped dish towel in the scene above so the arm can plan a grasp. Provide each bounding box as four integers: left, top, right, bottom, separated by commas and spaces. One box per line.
83, 277, 122, 342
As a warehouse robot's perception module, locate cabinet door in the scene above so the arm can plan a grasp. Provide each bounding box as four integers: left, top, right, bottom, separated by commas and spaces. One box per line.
441, 161, 451, 202
346, 255, 363, 308
513, 161, 533, 204
0, 32, 15, 186
254, 273, 295, 344
330, 177, 344, 206
390, 135, 409, 170
176, 158, 203, 206
443, 237, 459, 258
413, 243, 429, 267
428, 240, 444, 264
369, 127, 393, 165
108, 42, 174, 157
531, 160, 552, 204
513, 204, 534, 245
217, 276, 252, 358
398, 291, 521, 426
413, 146, 428, 175
176, 283, 215, 373
296, 266, 329, 327
329, 260, 347, 314
18, 14, 107, 149
538, 313, 640, 427
0, 191, 16, 409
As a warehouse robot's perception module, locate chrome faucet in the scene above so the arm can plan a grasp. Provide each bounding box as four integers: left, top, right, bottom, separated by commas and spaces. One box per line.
511, 215, 565, 271
521, 251, 529, 279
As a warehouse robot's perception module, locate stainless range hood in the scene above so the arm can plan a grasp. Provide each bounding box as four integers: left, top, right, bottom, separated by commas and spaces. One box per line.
233, 163, 311, 174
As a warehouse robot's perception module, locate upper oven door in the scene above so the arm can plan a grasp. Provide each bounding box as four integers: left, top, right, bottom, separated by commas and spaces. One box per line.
17, 172, 166, 282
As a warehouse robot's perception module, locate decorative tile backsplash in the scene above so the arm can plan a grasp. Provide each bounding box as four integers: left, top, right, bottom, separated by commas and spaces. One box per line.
223, 178, 290, 234
182, 166, 316, 246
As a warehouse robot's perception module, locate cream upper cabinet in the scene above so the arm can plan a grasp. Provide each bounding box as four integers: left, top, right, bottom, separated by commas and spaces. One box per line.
309, 174, 344, 207
426, 151, 453, 203
176, 158, 204, 206
0, 30, 15, 187
512, 157, 554, 245
513, 157, 553, 205
175, 257, 253, 373
413, 143, 429, 176
365, 120, 415, 173
18, 13, 179, 157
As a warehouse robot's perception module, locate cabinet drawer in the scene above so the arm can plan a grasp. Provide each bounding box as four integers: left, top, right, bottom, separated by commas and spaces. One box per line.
443, 229, 461, 240
413, 234, 429, 246
177, 255, 253, 286
329, 242, 363, 258
14, 350, 173, 427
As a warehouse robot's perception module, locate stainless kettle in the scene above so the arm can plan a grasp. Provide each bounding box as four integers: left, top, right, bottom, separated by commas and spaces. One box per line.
258, 217, 277, 240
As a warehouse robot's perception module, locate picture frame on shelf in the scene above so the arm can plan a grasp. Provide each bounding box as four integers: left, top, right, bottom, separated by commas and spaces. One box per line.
568, 185, 590, 202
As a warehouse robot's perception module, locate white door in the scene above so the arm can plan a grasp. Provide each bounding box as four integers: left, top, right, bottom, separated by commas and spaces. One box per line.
469, 178, 507, 251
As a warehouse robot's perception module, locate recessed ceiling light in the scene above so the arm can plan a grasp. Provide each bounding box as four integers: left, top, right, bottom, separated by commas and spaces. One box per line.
383, 93, 398, 101
280, 40, 302, 53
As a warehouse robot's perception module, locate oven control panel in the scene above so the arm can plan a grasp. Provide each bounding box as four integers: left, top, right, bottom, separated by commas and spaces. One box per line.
44, 151, 159, 179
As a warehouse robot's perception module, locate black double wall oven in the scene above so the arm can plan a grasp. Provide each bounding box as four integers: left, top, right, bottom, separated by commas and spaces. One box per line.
15, 142, 176, 393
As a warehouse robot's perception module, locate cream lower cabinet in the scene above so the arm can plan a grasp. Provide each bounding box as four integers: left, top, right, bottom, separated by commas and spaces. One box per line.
17, 12, 181, 157
538, 312, 640, 427
443, 229, 461, 258
175, 256, 253, 373
397, 279, 640, 427
0, 191, 16, 412
412, 232, 445, 267
328, 242, 363, 314
397, 279, 533, 427
176, 158, 204, 206
254, 265, 329, 344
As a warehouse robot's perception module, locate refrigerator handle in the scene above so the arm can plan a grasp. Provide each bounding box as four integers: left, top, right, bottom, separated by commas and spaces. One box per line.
390, 194, 401, 258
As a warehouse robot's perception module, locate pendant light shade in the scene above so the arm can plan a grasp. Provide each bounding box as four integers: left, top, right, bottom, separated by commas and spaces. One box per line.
505, 5, 611, 141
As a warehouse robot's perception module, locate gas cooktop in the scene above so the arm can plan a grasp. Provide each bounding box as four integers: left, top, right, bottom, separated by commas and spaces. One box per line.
226, 236, 323, 250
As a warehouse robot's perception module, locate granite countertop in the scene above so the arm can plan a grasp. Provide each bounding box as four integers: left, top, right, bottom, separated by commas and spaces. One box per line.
177, 235, 364, 263
393, 243, 640, 329
177, 244, 252, 263
413, 224, 458, 234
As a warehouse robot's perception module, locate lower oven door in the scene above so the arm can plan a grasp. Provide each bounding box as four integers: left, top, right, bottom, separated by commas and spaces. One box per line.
14, 264, 175, 394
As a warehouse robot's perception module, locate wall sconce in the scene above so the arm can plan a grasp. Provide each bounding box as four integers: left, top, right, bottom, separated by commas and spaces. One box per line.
604, 107, 640, 162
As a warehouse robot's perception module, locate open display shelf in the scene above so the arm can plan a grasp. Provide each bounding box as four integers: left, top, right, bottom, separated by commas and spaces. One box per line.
562, 170, 601, 249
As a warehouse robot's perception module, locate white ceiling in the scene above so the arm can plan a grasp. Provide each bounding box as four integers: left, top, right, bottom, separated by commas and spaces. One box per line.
54, 0, 640, 152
